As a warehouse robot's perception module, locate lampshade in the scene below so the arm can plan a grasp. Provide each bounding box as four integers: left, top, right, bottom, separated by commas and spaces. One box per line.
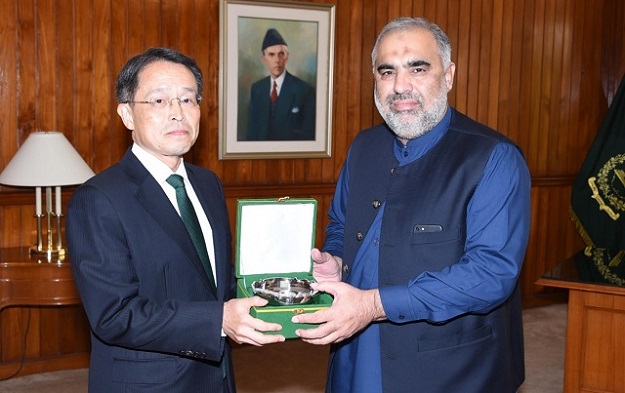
0, 131, 95, 186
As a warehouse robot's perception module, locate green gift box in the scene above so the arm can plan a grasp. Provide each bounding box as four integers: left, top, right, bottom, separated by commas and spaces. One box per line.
235, 197, 333, 339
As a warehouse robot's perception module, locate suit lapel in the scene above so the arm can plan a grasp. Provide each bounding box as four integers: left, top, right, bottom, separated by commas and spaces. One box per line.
274, 72, 294, 117
120, 152, 217, 297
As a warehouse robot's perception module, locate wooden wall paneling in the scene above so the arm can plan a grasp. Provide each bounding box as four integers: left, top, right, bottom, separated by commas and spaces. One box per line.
353, 0, 370, 139
143, 0, 162, 48
21, 206, 35, 253
526, 180, 584, 300
74, 0, 96, 172
408, 0, 424, 18
0, 2, 18, 249
612, 1, 625, 94
327, 0, 353, 172
415, 0, 431, 21
0, 1, 17, 175
432, 0, 449, 30
548, 0, 565, 175
93, 0, 114, 170
486, 0, 503, 129
111, 0, 128, 74
357, 0, 374, 134
441, 1, 458, 110
547, 0, 565, 174
465, 0, 482, 121
127, 0, 144, 56
442, 2, 457, 109
531, 185, 548, 289
110, 0, 131, 160
516, 1, 535, 172
35, 0, 55, 132
161, 0, 179, 49
543, 186, 568, 270
528, 0, 546, 176
194, 0, 219, 176
17, 0, 36, 138
57, 2, 75, 145
0, 208, 19, 248
523, 190, 549, 302
577, 1, 604, 170
384, 0, 399, 16
558, 0, 575, 175
565, 0, 585, 176
476, 0, 493, 126
600, 1, 616, 100
538, 0, 554, 175
0, 197, 34, 252
452, 0, 470, 114
607, 0, 625, 98
502, 0, 524, 145
494, 0, 512, 139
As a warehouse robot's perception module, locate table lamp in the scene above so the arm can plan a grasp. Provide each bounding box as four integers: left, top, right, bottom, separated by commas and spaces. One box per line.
0, 131, 95, 259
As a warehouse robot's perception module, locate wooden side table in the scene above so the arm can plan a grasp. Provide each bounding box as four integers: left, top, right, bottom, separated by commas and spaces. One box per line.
0, 247, 81, 310
0, 247, 89, 379
537, 256, 625, 393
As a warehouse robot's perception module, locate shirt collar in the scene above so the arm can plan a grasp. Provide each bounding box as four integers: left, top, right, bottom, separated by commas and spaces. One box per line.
131, 143, 188, 185
272, 71, 286, 89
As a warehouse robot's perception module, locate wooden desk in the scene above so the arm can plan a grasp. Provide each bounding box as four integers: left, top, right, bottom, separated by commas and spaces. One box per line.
537, 256, 625, 393
0, 247, 89, 379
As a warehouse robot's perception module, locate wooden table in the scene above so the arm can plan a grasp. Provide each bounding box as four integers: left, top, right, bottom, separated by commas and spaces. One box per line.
0, 247, 81, 310
537, 256, 625, 393
0, 247, 89, 379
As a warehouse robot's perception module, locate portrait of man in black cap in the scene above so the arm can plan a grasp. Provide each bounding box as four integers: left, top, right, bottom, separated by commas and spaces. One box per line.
246, 27, 316, 141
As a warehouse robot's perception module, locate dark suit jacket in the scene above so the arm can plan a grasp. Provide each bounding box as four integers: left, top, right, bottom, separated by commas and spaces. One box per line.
246, 71, 316, 140
67, 149, 236, 392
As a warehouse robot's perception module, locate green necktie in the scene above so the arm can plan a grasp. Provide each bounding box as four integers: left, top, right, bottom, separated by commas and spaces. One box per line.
166, 174, 216, 291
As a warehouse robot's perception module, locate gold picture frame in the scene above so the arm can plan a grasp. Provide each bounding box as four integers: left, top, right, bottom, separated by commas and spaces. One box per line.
219, 0, 335, 159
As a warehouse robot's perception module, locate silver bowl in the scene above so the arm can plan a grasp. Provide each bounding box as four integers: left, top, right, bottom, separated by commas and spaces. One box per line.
251, 277, 318, 305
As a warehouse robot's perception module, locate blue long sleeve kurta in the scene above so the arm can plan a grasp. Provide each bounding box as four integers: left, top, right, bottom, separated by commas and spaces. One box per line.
322, 108, 531, 392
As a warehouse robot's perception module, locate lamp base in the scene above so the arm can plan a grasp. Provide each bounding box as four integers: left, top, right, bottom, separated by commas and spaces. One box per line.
29, 246, 66, 261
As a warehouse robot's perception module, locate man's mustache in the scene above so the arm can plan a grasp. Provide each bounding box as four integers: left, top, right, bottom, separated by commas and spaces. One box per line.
386, 92, 421, 104
385, 92, 423, 110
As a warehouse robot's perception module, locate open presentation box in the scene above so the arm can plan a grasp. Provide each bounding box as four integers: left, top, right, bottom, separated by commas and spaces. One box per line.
235, 197, 333, 339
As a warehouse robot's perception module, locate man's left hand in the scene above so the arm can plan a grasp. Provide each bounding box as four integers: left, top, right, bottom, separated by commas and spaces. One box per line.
291, 282, 386, 345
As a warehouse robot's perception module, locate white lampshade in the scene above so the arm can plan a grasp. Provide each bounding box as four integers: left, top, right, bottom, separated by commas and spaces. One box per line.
0, 131, 95, 186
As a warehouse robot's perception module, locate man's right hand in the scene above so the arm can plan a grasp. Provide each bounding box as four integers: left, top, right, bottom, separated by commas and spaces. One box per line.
223, 297, 285, 346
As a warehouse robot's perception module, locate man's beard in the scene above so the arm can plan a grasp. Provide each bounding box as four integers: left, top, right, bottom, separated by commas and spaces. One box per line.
374, 84, 448, 141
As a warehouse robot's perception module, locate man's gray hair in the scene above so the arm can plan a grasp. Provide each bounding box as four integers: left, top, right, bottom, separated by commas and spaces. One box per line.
371, 17, 452, 71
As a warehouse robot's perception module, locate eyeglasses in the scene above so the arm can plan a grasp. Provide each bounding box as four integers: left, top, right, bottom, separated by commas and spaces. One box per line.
125, 96, 200, 110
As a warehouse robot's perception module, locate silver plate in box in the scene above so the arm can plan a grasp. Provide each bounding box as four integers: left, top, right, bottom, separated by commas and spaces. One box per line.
251, 277, 318, 305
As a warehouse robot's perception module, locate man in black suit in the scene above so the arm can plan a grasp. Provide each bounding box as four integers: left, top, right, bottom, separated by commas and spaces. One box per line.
67, 47, 284, 393
246, 28, 316, 141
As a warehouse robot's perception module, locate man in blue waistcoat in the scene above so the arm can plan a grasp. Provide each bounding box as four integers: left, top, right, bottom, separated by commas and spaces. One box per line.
293, 17, 531, 393
246, 28, 316, 141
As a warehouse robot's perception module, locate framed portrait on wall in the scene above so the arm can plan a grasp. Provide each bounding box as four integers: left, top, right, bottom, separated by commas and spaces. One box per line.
218, 0, 335, 159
